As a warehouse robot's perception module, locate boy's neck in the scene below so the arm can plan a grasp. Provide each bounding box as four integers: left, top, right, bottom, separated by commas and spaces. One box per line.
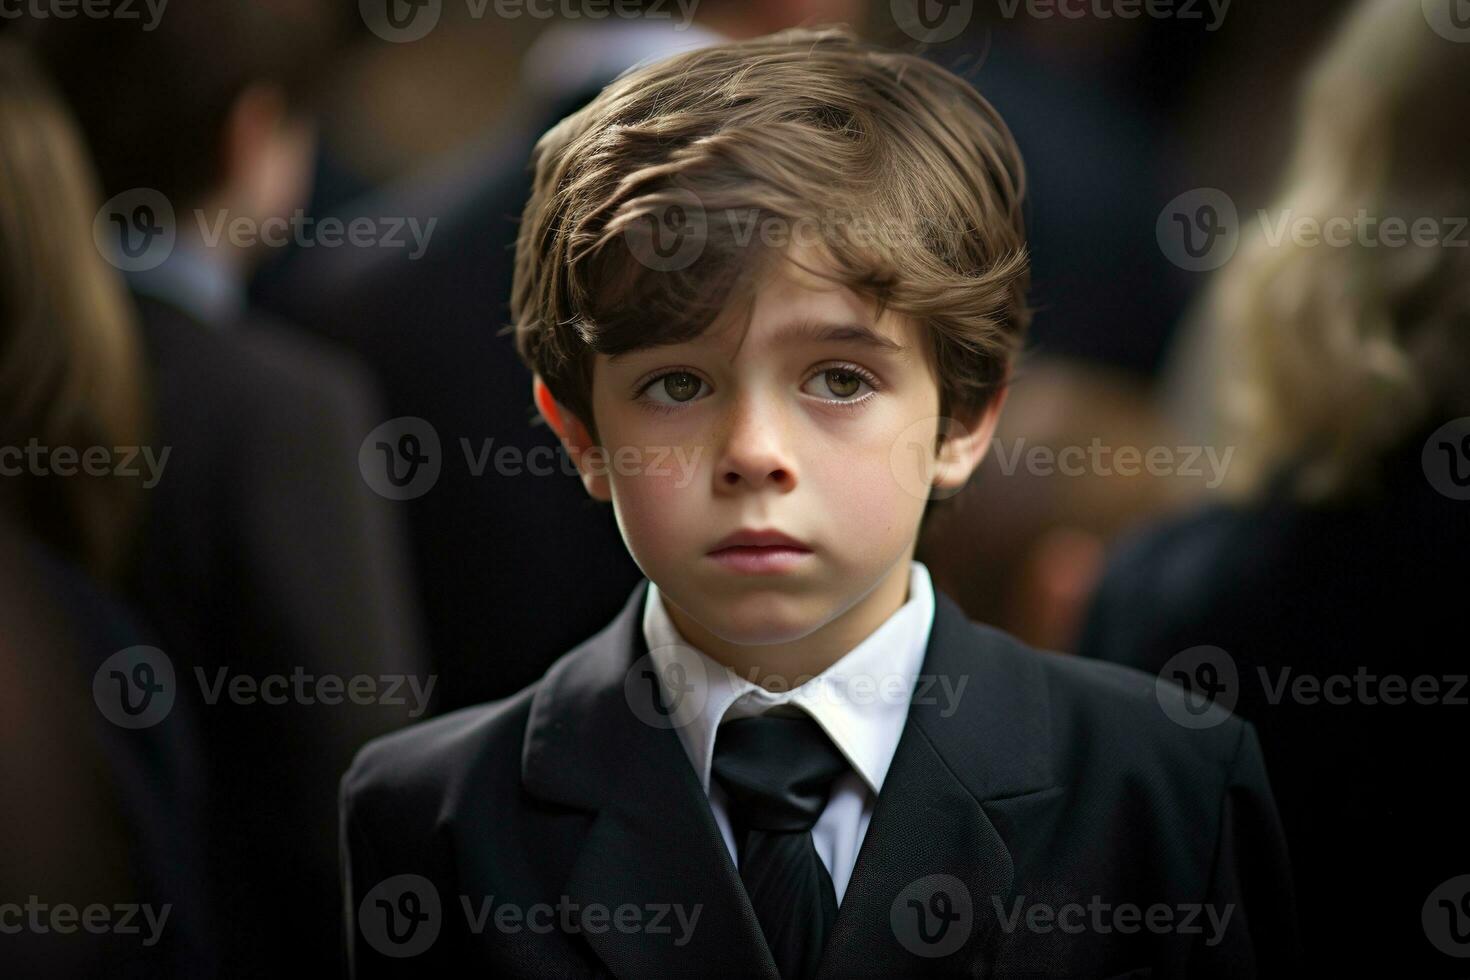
661, 557, 916, 689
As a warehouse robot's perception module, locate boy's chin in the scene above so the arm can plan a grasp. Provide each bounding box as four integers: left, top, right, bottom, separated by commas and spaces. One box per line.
687, 595, 829, 647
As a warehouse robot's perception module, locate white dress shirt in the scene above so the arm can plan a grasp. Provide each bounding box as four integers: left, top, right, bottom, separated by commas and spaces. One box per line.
643, 561, 937, 905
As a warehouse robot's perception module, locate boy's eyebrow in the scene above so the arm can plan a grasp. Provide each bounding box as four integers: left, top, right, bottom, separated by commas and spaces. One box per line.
772, 320, 909, 356
609, 320, 908, 363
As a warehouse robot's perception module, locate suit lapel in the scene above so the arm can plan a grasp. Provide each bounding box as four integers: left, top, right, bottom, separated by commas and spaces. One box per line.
521, 580, 780, 980
816, 588, 1057, 979
520, 581, 1055, 979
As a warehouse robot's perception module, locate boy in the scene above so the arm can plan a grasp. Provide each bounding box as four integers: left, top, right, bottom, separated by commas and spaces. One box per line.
341, 26, 1297, 978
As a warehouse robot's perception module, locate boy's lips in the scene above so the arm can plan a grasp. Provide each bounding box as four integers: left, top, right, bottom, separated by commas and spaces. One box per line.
707, 528, 811, 552
706, 546, 813, 575
706, 529, 813, 575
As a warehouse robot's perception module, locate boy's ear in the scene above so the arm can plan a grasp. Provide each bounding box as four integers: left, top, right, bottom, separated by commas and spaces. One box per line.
932, 385, 1009, 493
532, 375, 611, 502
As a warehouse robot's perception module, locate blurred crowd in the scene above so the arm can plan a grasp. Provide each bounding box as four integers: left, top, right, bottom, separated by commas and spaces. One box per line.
1, 0, 1466, 974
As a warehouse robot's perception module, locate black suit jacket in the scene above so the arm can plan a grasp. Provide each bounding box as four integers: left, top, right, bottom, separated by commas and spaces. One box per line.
126, 294, 428, 978
1077, 429, 1470, 971
341, 580, 1299, 978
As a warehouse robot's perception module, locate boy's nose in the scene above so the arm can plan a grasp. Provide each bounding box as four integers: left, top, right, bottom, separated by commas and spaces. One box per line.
714, 397, 798, 493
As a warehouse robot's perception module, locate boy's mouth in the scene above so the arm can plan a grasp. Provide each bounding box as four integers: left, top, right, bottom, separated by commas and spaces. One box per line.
708, 528, 811, 552
707, 528, 812, 574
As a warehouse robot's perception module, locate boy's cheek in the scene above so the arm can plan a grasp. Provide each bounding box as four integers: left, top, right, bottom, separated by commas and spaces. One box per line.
609, 477, 696, 567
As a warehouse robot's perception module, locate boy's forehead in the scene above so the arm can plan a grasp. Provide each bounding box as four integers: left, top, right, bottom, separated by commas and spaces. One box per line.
706, 247, 916, 357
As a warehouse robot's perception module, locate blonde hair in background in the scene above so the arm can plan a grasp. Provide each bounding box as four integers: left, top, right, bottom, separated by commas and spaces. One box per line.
1211, 0, 1470, 503
0, 41, 147, 578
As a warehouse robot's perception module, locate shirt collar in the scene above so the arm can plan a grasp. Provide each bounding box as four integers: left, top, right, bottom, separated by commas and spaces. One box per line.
519, 19, 728, 106
126, 241, 245, 327
643, 561, 937, 796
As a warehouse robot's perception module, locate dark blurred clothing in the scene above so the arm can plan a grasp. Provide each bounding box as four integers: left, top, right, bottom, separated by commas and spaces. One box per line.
1078, 427, 1470, 972
256, 131, 641, 713
1, 525, 210, 978
249, 23, 734, 710
952, 32, 1192, 378
124, 293, 427, 977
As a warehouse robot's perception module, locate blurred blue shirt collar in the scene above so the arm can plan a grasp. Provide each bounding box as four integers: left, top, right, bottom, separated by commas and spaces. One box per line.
520, 18, 727, 105
126, 240, 245, 327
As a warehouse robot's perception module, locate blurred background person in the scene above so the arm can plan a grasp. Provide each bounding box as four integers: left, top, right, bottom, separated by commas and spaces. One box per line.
25, 3, 427, 974
0, 40, 210, 977
1079, 0, 1470, 969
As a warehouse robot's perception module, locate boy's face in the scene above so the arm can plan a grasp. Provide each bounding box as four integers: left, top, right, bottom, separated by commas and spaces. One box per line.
540, 244, 1002, 655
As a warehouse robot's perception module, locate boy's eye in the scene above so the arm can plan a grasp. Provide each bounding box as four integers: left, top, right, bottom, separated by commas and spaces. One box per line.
640, 373, 708, 408
638, 365, 877, 409
652, 371, 704, 403
805, 368, 870, 400
817, 367, 858, 399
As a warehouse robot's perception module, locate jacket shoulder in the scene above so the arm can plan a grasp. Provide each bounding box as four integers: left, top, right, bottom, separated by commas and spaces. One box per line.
340, 683, 537, 826
968, 619, 1253, 775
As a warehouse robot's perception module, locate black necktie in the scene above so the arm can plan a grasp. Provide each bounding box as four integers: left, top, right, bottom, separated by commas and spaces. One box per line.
710, 711, 851, 980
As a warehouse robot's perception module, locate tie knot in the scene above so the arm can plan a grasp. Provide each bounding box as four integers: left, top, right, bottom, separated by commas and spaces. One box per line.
710, 712, 850, 833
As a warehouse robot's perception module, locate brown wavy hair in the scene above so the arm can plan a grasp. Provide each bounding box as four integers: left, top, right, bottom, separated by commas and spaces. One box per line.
510, 25, 1030, 443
